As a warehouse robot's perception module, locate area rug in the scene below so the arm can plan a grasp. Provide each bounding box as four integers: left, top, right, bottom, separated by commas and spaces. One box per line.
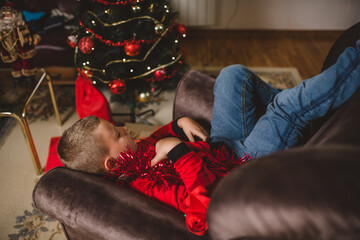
5, 66, 302, 240
0, 85, 75, 146
192, 66, 302, 88
8, 204, 64, 240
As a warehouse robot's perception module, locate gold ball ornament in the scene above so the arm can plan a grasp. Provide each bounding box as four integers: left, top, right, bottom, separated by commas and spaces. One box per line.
138, 91, 152, 103
148, 3, 154, 12
154, 23, 164, 35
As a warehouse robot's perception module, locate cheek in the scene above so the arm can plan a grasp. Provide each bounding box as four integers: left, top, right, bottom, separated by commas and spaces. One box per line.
110, 140, 127, 157
124, 137, 136, 150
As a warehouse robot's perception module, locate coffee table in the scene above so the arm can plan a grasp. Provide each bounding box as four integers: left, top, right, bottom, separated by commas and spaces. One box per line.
0, 68, 61, 175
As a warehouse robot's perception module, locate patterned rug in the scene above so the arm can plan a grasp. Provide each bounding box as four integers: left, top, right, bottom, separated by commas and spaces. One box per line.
5, 67, 302, 240
8, 204, 64, 240
0, 85, 75, 146
192, 66, 302, 88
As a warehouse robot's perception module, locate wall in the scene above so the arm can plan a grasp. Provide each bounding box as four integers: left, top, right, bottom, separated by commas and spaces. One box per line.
171, 0, 360, 30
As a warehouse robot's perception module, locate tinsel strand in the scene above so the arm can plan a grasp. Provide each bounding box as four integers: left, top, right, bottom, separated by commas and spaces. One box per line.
79, 20, 176, 47
93, 0, 144, 6
145, 59, 183, 82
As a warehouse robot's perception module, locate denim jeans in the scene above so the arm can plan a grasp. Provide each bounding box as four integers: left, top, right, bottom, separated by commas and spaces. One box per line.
211, 40, 360, 158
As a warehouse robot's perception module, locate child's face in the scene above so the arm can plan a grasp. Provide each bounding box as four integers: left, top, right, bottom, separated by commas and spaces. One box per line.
95, 119, 137, 161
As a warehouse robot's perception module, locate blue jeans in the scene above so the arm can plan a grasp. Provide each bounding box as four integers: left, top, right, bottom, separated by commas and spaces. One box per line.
211, 40, 360, 158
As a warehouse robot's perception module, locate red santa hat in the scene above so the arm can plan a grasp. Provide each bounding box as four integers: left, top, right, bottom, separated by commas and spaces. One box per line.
1, 2, 19, 12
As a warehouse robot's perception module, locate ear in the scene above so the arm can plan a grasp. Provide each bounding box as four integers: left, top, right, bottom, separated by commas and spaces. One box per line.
104, 156, 116, 171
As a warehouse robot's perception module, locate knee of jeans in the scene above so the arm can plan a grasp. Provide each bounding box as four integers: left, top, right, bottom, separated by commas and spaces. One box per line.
214, 65, 251, 94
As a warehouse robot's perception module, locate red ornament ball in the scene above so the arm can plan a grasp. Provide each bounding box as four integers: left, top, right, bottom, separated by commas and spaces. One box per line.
177, 23, 187, 35
124, 42, 142, 56
110, 79, 126, 95
154, 69, 166, 81
78, 36, 94, 54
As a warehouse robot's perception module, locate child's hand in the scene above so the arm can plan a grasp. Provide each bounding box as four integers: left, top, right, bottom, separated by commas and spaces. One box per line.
178, 117, 209, 142
151, 137, 181, 167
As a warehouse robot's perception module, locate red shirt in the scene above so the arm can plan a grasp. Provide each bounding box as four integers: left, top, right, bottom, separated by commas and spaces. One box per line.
112, 120, 250, 235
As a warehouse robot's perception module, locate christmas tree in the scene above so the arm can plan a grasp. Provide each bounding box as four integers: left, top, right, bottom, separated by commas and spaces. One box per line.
73, 0, 186, 112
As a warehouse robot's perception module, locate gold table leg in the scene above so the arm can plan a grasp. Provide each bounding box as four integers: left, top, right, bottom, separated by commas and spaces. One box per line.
0, 69, 63, 175
15, 114, 43, 175
46, 73, 62, 126
0, 113, 43, 175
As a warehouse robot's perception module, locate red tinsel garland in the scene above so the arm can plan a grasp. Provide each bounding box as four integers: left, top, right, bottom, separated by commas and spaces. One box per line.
92, 0, 144, 6
104, 140, 251, 190
146, 59, 183, 82
79, 20, 176, 47
105, 141, 182, 190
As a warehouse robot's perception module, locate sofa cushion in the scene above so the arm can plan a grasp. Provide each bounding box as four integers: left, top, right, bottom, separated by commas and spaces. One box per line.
208, 145, 360, 240
306, 88, 360, 146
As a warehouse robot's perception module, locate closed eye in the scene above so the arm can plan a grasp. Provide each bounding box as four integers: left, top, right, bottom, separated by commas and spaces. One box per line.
113, 126, 121, 138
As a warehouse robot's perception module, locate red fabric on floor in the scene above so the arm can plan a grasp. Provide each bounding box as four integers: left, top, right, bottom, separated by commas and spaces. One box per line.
44, 137, 64, 172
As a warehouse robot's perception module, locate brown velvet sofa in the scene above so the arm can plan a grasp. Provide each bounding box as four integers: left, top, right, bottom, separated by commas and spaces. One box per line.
33, 22, 360, 240
0, 0, 76, 69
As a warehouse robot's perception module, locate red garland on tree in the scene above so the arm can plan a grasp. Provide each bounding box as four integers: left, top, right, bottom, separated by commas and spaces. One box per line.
78, 36, 94, 54
93, 0, 144, 6
110, 79, 126, 94
124, 41, 142, 56
177, 23, 187, 36
153, 68, 166, 81
79, 20, 177, 47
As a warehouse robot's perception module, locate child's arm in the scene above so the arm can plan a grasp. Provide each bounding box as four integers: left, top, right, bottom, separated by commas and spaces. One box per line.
177, 117, 208, 142
145, 117, 208, 144
150, 138, 215, 235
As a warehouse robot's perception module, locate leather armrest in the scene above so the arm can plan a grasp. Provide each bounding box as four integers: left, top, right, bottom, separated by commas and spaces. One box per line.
208, 146, 360, 240
173, 70, 215, 131
33, 167, 198, 240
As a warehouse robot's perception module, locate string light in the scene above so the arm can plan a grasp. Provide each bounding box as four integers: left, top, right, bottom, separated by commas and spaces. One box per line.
147, 66, 151, 70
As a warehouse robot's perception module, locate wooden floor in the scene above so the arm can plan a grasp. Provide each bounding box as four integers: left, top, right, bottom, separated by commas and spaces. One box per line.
182, 29, 343, 79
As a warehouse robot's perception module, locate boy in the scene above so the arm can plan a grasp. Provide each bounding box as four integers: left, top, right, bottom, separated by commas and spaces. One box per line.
58, 41, 360, 235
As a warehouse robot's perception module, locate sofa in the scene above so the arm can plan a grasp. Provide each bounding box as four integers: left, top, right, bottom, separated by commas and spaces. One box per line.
32, 22, 360, 240
0, 0, 76, 69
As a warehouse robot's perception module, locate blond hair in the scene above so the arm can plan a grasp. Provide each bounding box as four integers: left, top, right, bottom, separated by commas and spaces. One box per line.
57, 116, 108, 175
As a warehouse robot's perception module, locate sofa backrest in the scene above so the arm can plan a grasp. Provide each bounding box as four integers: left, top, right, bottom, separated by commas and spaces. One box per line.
306, 88, 360, 147
24, 0, 76, 14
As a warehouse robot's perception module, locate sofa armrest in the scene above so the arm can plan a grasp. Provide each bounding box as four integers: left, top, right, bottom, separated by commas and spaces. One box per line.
208, 145, 360, 240
173, 70, 215, 131
33, 167, 201, 240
